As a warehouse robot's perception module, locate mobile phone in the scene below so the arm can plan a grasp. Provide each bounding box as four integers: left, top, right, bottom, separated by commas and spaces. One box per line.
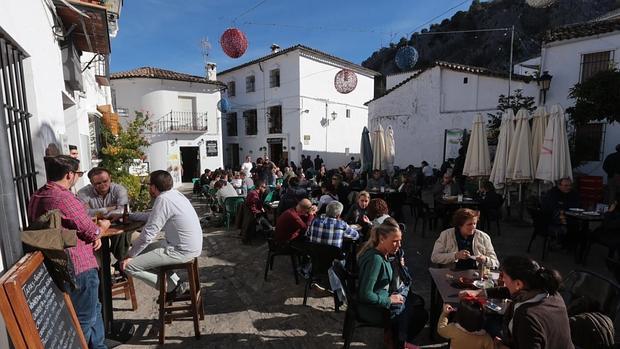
485, 301, 502, 312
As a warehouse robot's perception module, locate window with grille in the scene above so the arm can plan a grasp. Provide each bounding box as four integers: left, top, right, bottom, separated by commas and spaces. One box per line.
0, 37, 38, 228
228, 81, 236, 97
268, 105, 282, 134
269, 69, 280, 88
226, 112, 238, 136
245, 75, 255, 93
244, 109, 257, 135
346, 109, 351, 118
574, 123, 605, 162
580, 51, 614, 82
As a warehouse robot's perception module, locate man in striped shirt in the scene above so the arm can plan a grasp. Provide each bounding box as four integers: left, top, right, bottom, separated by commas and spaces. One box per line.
306, 201, 359, 248
28, 155, 110, 349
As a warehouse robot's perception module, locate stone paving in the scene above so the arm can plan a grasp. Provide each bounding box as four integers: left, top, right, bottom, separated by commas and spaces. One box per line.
115, 185, 611, 348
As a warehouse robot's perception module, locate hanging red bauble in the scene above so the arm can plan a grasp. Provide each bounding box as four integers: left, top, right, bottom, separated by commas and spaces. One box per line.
220, 28, 248, 58
334, 69, 357, 94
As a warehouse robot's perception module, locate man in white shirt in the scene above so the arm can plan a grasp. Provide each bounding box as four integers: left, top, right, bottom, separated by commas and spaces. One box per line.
213, 179, 239, 205
241, 156, 253, 177
422, 161, 434, 177
120, 170, 202, 296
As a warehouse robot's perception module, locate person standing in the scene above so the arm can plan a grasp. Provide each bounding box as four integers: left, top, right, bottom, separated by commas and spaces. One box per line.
69, 144, 79, 159
241, 156, 253, 177
603, 144, 620, 203
314, 154, 324, 171
28, 155, 110, 349
120, 170, 203, 297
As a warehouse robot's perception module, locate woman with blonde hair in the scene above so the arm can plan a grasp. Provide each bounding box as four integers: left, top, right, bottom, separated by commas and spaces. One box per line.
357, 223, 427, 347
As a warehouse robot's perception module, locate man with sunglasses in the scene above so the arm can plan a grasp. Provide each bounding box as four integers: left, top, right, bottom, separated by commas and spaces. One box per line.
28, 155, 110, 349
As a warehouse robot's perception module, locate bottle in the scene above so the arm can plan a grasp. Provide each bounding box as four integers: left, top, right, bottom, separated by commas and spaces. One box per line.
122, 204, 129, 224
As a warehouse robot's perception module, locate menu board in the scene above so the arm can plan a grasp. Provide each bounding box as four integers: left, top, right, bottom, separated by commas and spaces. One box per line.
0, 252, 87, 349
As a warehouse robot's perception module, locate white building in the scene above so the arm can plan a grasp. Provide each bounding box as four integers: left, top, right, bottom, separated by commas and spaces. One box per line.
111, 67, 226, 186
367, 61, 536, 169
540, 17, 620, 180
0, 0, 122, 345
218, 44, 378, 169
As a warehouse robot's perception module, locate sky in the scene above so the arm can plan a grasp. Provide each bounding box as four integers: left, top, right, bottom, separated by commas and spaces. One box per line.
110, 0, 476, 76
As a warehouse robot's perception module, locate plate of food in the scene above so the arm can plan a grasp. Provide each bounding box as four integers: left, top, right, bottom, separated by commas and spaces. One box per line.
446, 274, 475, 289
473, 279, 494, 289
569, 208, 585, 212
583, 211, 601, 216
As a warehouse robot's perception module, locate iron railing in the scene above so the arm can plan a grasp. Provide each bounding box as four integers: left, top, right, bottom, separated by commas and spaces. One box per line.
152, 111, 208, 133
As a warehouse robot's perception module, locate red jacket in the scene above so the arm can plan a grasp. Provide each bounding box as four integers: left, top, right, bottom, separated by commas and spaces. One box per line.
274, 208, 314, 243
245, 189, 264, 215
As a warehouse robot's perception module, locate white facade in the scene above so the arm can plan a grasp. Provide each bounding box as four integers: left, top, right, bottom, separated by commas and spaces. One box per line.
367, 64, 536, 169
111, 76, 224, 187
219, 45, 377, 169
541, 29, 620, 180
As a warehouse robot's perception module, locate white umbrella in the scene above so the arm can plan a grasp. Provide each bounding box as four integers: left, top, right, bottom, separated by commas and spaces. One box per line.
371, 124, 386, 171
507, 108, 534, 182
385, 125, 395, 175
535, 104, 573, 182
489, 109, 515, 188
463, 113, 491, 177
531, 106, 548, 170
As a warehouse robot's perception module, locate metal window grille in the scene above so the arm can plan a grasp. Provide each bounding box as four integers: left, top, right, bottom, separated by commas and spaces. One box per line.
269, 69, 280, 88
580, 51, 614, 82
0, 37, 38, 228
245, 75, 255, 93
268, 105, 282, 134
243, 109, 257, 135
226, 112, 238, 136
228, 81, 236, 96
574, 123, 605, 162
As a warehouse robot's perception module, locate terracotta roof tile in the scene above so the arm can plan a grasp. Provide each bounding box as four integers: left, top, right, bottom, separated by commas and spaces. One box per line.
544, 18, 620, 43
110, 67, 225, 86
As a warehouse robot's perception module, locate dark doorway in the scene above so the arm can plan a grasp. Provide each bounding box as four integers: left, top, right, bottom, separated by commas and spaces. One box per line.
180, 146, 199, 182
268, 140, 283, 166
229, 143, 240, 170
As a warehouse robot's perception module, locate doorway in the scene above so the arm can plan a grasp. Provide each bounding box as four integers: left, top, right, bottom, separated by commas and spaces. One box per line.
180, 146, 199, 182
229, 143, 240, 170
268, 140, 283, 166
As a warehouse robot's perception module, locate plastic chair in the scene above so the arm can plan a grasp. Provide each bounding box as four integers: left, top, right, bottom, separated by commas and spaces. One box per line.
263, 190, 275, 204
263, 232, 299, 284
223, 196, 245, 230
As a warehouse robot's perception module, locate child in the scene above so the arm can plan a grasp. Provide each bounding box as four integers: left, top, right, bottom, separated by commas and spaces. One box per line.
437, 302, 494, 349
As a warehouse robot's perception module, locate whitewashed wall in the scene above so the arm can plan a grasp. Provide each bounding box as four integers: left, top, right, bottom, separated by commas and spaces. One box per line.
386, 71, 416, 90
541, 32, 620, 180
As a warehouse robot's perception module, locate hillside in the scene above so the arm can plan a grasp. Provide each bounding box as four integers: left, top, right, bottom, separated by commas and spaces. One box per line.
362, 0, 619, 75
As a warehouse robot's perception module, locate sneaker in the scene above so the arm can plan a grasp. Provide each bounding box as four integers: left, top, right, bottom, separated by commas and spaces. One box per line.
310, 282, 326, 291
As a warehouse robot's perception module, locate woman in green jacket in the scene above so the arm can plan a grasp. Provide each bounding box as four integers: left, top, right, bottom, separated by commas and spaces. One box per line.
357, 222, 428, 347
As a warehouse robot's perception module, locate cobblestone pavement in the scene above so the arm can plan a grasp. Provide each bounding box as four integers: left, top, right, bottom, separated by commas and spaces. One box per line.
115, 185, 611, 348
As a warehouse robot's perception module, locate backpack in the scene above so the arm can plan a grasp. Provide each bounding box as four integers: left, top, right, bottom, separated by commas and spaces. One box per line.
569, 312, 615, 349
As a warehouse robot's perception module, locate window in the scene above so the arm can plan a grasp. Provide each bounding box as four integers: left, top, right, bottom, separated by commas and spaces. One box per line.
346, 109, 351, 118
245, 75, 255, 93
244, 109, 258, 135
574, 123, 605, 162
580, 51, 614, 82
463, 77, 468, 84
268, 105, 282, 134
227, 81, 236, 97
226, 112, 238, 136
117, 107, 129, 118
269, 68, 280, 88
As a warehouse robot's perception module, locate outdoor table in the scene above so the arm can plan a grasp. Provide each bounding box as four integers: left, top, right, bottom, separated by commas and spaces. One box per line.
564, 210, 604, 264
99, 221, 144, 339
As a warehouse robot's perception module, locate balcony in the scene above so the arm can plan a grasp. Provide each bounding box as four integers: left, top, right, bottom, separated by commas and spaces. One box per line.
152, 111, 208, 133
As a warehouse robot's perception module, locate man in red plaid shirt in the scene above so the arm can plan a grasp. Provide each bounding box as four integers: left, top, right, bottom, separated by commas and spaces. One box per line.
28, 155, 110, 349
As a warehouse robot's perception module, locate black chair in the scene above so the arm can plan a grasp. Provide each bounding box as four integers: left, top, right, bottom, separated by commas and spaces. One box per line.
263, 232, 299, 284
480, 196, 504, 236
331, 261, 391, 349
298, 241, 344, 311
526, 207, 553, 260
561, 270, 620, 325
411, 196, 436, 238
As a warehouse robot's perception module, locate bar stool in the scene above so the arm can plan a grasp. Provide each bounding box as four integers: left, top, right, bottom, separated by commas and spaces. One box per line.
157, 257, 204, 344
111, 275, 138, 310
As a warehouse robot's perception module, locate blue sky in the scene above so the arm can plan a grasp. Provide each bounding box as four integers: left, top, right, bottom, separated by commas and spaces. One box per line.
110, 0, 475, 76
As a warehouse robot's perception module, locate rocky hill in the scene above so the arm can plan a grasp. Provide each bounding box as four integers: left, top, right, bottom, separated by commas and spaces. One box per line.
362, 0, 619, 75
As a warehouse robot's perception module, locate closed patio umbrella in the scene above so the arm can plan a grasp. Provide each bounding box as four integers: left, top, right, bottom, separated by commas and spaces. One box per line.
372, 124, 386, 171
360, 126, 373, 173
531, 106, 548, 171
463, 113, 491, 178
506, 108, 534, 182
385, 125, 396, 175
489, 110, 515, 188
535, 104, 573, 182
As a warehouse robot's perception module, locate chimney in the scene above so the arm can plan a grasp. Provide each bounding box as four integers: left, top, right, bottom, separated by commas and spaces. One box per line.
206, 62, 217, 80
270, 44, 280, 54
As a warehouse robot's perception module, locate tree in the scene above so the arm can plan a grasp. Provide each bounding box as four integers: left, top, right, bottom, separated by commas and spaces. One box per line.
566, 69, 620, 125
487, 89, 536, 143
100, 111, 152, 211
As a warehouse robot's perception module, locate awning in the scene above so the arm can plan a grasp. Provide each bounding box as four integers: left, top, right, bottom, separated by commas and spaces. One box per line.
55, 0, 110, 54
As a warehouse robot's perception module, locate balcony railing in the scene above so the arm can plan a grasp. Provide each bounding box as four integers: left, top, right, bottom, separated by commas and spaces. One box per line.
152, 111, 208, 133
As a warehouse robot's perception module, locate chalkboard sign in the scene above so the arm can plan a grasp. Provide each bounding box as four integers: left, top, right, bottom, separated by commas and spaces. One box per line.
0, 252, 87, 349
206, 140, 218, 157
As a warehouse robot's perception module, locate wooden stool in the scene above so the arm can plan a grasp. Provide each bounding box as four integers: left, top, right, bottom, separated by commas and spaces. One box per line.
157, 257, 203, 344
111, 275, 138, 311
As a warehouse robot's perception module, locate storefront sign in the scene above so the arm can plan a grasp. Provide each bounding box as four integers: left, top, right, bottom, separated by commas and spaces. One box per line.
206, 140, 218, 157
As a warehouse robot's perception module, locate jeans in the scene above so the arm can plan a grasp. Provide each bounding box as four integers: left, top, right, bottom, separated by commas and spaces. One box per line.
68, 268, 106, 349
125, 241, 194, 291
